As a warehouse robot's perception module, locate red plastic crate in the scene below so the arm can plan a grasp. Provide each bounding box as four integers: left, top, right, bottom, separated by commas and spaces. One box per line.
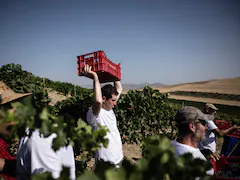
212, 157, 240, 180
77, 50, 121, 83
215, 120, 240, 139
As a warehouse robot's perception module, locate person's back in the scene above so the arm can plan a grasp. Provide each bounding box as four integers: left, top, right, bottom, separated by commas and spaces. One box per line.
17, 129, 76, 180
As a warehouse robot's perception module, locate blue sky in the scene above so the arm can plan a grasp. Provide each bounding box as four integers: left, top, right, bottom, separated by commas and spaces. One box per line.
0, 0, 239, 86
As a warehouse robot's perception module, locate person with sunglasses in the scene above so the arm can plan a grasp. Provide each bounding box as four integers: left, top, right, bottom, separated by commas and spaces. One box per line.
198, 103, 240, 161
171, 106, 214, 176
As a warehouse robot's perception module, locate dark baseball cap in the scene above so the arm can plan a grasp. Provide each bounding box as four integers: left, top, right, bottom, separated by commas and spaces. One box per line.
175, 106, 208, 124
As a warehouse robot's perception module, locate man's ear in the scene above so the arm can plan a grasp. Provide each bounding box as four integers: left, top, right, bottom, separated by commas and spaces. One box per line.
102, 96, 106, 103
189, 122, 196, 133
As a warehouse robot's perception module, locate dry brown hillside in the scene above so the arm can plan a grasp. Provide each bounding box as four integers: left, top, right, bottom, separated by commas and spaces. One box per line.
155, 78, 240, 106
156, 78, 240, 95
46, 88, 68, 106
122, 78, 240, 106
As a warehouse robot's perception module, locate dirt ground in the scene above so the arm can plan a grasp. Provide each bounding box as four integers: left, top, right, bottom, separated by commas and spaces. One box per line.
123, 143, 142, 163
85, 143, 142, 169
47, 88, 67, 106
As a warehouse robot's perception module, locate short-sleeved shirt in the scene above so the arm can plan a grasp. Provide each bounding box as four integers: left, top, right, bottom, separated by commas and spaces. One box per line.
172, 139, 214, 176
86, 108, 123, 165
17, 129, 76, 180
0, 138, 16, 180
198, 120, 218, 153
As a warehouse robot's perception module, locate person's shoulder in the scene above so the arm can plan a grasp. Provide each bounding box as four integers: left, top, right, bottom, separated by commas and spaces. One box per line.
207, 120, 216, 125
204, 114, 215, 121
207, 124, 217, 133
87, 107, 96, 117
87, 107, 93, 113
171, 139, 187, 150
207, 120, 217, 128
87, 107, 103, 117
31, 130, 57, 144
171, 138, 177, 145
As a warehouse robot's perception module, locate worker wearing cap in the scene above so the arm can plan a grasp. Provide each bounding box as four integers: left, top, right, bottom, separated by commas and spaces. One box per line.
171, 106, 214, 176
198, 103, 240, 161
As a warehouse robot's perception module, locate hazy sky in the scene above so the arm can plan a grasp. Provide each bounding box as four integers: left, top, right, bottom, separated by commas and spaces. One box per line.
0, 0, 239, 86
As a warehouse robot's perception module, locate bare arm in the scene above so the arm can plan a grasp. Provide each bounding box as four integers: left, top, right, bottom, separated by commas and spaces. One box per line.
82, 65, 102, 116
0, 158, 5, 171
114, 81, 123, 101
214, 125, 240, 136
92, 72, 102, 116
0, 158, 16, 176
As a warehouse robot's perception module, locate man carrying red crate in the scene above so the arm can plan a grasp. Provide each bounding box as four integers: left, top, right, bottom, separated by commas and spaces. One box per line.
198, 103, 240, 161
83, 64, 124, 168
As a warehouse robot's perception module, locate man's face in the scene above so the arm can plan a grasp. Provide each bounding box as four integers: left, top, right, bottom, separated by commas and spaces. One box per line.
103, 94, 117, 111
194, 120, 207, 142
0, 107, 15, 138
209, 108, 216, 115
206, 108, 216, 115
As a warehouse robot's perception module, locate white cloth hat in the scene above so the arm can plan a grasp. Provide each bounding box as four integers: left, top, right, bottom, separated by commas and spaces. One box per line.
205, 103, 218, 111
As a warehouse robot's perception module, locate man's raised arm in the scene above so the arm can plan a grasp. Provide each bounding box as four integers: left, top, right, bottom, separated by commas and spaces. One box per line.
114, 81, 123, 101
82, 65, 102, 116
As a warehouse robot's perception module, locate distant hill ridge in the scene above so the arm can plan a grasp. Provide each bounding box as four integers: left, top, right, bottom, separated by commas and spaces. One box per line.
81, 83, 165, 90
156, 77, 240, 95
122, 83, 165, 91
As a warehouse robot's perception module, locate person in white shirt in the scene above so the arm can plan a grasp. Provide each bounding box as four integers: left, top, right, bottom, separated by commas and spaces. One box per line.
171, 106, 214, 176
16, 129, 76, 180
198, 103, 239, 161
0, 81, 76, 179
83, 64, 123, 168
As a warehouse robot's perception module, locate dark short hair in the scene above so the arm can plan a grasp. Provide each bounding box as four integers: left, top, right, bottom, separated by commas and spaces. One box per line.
177, 123, 193, 135
101, 84, 118, 100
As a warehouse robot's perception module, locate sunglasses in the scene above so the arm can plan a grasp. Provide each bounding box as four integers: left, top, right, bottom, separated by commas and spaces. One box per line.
195, 119, 207, 126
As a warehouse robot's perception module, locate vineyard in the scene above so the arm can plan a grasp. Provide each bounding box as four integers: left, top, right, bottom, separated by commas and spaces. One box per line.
0, 63, 240, 179
167, 99, 240, 126
169, 91, 240, 102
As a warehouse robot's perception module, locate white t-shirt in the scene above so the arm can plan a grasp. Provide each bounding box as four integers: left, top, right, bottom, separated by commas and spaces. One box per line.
171, 139, 214, 176
198, 120, 218, 153
17, 129, 76, 180
86, 108, 123, 165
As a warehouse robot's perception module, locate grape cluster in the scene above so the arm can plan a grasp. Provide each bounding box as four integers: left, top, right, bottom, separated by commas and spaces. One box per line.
214, 162, 240, 179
